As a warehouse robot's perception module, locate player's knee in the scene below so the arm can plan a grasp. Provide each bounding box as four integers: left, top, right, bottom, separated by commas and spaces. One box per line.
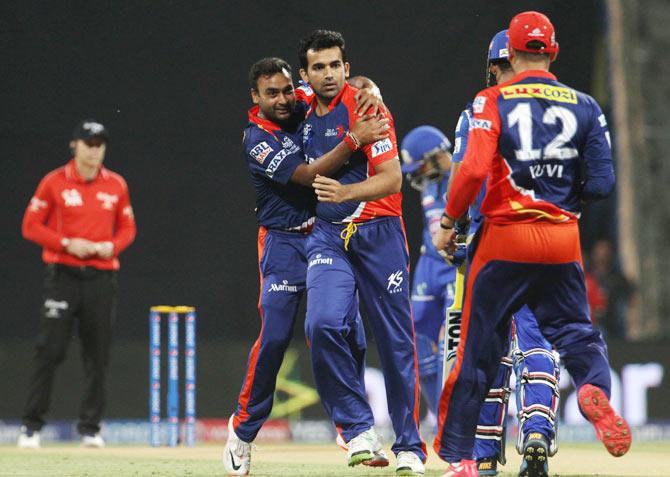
304, 314, 344, 345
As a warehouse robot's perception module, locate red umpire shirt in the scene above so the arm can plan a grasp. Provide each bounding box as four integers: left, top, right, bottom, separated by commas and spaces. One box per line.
22, 159, 136, 270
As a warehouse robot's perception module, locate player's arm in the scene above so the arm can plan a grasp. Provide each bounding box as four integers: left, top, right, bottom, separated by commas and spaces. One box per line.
22, 177, 66, 251
103, 179, 136, 259
290, 115, 390, 186
313, 157, 401, 203
312, 113, 401, 202
446, 108, 471, 195
434, 91, 499, 251
445, 92, 500, 222
580, 102, 615, 202
22, 177, 98, 258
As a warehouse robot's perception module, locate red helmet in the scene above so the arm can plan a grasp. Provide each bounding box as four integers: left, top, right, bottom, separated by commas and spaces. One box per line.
508, 11, 559, 61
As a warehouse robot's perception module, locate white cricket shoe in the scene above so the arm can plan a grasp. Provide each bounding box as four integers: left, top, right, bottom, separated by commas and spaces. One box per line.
17, 427, 41, 449
81, 433, 105, 448
347, 427, 381, 467
223, 417, 251, 476
396, 451, 425, 476
336, 430, 389, 467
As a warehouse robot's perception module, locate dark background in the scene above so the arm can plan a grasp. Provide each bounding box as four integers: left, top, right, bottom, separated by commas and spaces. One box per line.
0, 1, 606, 418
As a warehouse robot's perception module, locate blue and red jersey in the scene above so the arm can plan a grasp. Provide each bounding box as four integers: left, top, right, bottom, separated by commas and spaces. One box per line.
451, 103, 486, 235
447, 70, 614, 224
243, 104, 313, 231
301, 83, 402, 223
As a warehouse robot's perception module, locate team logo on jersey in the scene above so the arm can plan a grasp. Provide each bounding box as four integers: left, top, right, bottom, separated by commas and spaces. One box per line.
281, 136, 297, 149
96, 191, 119, 210
29, 196, 48, 212
500, 84, 578, 104
471, 119, 492, 131
371, 138, 393, 157
308, 254, 333, 269
44, 298, 69, 319
325, 125, 346, 137
268, 279, 298, 293
250, 141, 273, 164
387, 270, 404, 294
62, 189, 83, 207
473, 96, 487, 113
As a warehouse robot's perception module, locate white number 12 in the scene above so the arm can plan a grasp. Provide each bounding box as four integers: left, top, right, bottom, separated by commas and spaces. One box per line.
507, 102, 578, 161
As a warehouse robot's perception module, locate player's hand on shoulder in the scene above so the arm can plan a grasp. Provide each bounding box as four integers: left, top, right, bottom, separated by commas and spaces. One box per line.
312, 174, 348, 203
352, 114, 390, 146
354, 87, 386, 116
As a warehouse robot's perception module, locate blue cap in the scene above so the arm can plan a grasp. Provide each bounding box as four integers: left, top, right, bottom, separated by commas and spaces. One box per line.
400, 126, 451, 174
487, 29, 509, 62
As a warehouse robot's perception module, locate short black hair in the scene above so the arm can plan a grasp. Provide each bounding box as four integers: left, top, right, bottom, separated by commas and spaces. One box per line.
298, 30, 346, 69
249, 57, 292, 91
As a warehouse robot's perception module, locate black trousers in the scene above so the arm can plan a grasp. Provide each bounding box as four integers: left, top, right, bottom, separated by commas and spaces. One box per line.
22, 264, 117, 435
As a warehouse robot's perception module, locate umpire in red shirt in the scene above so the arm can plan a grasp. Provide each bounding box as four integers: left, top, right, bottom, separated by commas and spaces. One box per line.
17, 120, 136, 448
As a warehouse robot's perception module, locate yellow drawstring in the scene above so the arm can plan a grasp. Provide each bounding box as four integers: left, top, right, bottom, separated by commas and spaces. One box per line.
340, 222, 358, 251
509, 200, 569, 222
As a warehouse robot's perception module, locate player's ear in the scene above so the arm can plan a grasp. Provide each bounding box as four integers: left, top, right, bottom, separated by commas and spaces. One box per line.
69, 140, 76, 156
299, 68, 309, 84
344, 62, 351, 79
250, 88, 260, 105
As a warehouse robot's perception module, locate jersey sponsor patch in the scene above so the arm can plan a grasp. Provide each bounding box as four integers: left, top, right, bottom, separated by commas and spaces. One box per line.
250, 141, 273, 164
371, 138, 393, 157
473, 96, 487, 113
471, 119, 492, 131
500, 83, 578, 104
265, 141, 301, 178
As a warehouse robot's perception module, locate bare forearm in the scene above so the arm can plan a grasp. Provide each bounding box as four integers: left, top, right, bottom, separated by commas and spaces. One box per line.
339, 171, 401, 202
291, 142, 353, 187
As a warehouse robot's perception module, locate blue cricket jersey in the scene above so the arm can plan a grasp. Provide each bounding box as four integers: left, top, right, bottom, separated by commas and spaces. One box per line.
242, 106, 314, 230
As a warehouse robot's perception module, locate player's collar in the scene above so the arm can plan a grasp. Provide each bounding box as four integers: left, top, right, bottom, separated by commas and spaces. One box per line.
308, 82, 351, 113
507, 70, 557, 84
247, 105, 282, 133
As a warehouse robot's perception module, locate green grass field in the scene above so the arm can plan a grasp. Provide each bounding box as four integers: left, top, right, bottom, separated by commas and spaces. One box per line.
0, 442, 667, 476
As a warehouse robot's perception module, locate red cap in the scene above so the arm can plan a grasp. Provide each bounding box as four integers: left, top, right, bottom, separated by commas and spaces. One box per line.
508, 11, 559, 60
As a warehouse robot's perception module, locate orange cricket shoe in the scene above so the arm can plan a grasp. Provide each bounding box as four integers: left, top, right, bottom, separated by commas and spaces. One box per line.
578, 384, 631, 457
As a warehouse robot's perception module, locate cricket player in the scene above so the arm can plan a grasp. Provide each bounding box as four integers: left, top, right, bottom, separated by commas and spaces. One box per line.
224, 57, 389, 476
433, 11, 631, 477
400, 126, 456, 418
447, 30, 562, 477
298, 30, 426, 476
